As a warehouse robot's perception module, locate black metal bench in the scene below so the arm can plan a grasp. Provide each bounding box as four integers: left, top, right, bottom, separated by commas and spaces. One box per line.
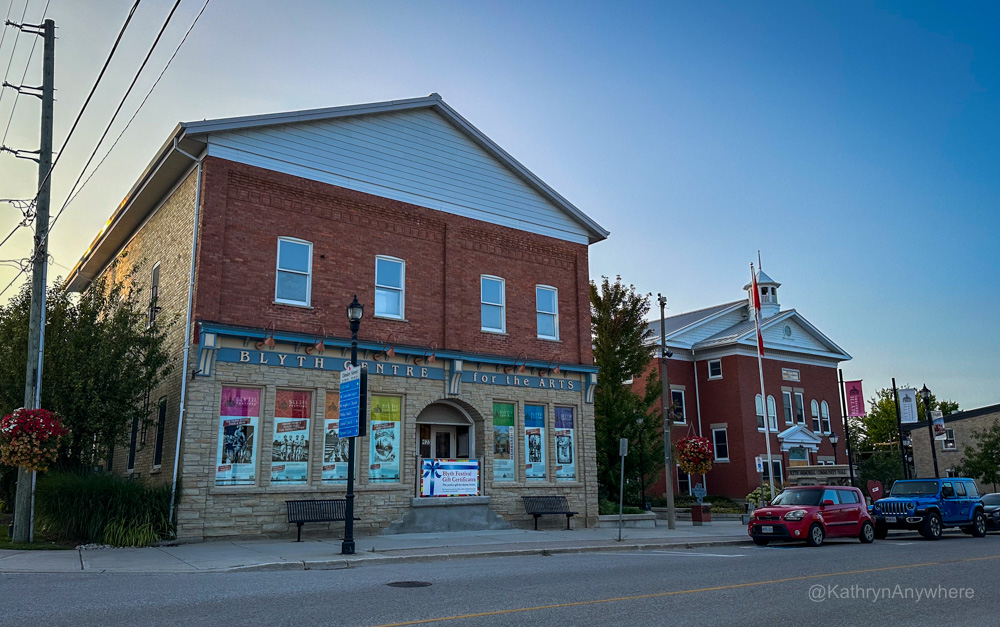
522, 495, 578, 530
285, 499, 355, 542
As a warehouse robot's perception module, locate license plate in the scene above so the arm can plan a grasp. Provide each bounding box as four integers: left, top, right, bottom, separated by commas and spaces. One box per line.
761, 525, 773, 534
885, 516, 897, 523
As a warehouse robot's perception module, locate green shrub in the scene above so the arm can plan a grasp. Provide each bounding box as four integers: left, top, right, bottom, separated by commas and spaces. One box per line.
598, 499, 646, 515
34, 471, 174, 546
0, 465, 16, 513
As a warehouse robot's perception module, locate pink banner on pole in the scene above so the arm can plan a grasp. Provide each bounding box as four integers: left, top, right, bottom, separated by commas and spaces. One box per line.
845, 380, 866, 417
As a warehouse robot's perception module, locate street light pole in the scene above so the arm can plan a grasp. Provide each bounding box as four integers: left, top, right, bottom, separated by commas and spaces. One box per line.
829, 434, 839, 465
342, 295, 364, 555
636, 412, 647, 511
657, 294, 675, 529
920, 384, 940, 479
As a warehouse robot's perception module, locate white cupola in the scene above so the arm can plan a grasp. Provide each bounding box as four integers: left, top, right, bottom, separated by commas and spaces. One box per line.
744, 269, 781, 319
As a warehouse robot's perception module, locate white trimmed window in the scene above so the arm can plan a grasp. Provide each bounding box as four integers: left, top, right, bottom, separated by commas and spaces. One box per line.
811, 400, 821, 433
375, 256, 405, 319
756, 394, 777, 431
712, 428, 729, 461
943, 428, 957, 451
275, 237, 312, 306
783, 390, 794, 425
670, 389, 686, 424
535, 285, 559, 340
481, 275, 505, 333
794, 392, 805, 425
820, 401, 831, 434
761, 457, 783, 486
708, 359, 722, 379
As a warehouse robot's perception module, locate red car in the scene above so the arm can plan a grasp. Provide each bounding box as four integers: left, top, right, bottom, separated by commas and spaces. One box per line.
748, 485, 875, 547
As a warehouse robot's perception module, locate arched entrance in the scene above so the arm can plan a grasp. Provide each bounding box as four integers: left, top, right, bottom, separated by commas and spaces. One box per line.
415, 401, 475, 460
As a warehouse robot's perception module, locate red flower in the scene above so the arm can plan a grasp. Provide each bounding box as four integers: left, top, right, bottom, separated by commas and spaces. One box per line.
676, 436, 714, 475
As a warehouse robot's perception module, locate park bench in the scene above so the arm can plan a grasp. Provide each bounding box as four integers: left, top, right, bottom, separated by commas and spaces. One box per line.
285, 499, 356, 542
522, 495, 578, 530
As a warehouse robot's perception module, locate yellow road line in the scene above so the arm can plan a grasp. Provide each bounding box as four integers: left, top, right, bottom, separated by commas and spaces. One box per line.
372, 553, 1000, 627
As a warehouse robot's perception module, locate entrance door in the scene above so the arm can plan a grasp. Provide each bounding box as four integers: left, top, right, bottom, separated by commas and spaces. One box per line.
431, 426, 456, 459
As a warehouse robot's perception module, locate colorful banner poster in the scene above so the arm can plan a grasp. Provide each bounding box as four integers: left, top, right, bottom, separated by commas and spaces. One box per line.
554, 406, 576, 481
270, 390, 311, 484
420, 459, 480, 497
369, 395, 401, 483
845, 380, 866, 417
524, 404, 546, 480
216, 387, 260, 486
898, 388, 919, 424
492, 402, 515, 482
931, 410, 947, 440
322, 391, 349, 483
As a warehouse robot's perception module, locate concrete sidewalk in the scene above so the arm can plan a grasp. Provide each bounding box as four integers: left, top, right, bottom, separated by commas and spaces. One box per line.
0, 521, 753, 574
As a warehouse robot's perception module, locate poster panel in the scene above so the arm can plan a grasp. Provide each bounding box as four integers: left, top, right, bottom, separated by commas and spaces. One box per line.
369, 395, 401, 483
216, 387, 260, 486
420, 459, 480, 497
932, 410, 947, 440
898, 388, 919, 424
270, 390, 311, 484
524, 404, 546, 480
322, 391, 349, 483
554, 406, 576, 480
492, 402, 515, 482
845, 380, 866, 417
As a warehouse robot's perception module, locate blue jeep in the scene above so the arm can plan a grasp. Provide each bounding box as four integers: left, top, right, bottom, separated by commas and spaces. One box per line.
871, 478, 987, 540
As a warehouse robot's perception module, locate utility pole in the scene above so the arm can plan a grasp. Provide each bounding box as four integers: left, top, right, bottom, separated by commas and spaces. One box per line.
658, 294, 675, 530
12, 18, 54, 544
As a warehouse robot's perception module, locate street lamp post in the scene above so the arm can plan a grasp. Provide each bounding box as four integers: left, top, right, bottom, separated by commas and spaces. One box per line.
829, 434, 840, 465
342, 295, 364, 555
636, 412, 648, 511
920, 384, 940, 479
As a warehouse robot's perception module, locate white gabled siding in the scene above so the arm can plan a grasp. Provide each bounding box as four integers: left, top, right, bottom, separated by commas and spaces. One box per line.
765, 319, 829, 353
205, 108, 590, 243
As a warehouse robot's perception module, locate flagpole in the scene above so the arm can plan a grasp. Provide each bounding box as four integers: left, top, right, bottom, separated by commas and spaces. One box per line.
751, 263, 776, 503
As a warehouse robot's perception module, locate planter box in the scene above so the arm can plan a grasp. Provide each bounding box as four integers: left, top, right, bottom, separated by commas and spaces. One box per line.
597, 513, 657, 529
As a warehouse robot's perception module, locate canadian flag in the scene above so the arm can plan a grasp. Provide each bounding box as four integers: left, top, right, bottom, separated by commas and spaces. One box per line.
751, 264, 765, 357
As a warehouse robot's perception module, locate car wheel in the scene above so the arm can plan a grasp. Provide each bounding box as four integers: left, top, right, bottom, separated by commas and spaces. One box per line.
971, 512, 988, 538
920, 512, 942, 540
753, 537, 769, 546
806, 523, 825, 547
859, 520, 875, 544
874, 522, 888, 540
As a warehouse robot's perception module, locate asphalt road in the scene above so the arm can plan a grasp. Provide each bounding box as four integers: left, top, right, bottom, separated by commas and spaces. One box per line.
4, 532, 999, 626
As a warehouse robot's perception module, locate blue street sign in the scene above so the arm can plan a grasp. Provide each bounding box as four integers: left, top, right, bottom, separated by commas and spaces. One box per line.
339, 367, 361, 438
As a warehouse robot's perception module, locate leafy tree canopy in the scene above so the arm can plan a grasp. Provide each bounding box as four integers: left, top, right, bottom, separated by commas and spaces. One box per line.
955, 419, 1000, 491
851, 386, 959, 455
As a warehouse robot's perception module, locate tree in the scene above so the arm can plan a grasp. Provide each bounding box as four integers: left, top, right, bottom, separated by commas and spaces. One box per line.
852, 386, 960, 454
955, 419, 1000, 491
0, 271, 173, 470
591, 276, 663, 504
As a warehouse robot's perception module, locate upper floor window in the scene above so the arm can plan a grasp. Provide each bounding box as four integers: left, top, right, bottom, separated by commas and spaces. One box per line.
794, 392, 805, 425
943, 428, 957, 451
712, 428, 729, 461
374, 256, 405, 319
811, 400, 821, 433
670, 389, 686, 424
481, 275, 505, 333
147, 262, 161, 328
820, 401, 831, 433
756, 394, 777, 431
275, 237, 312, 306
536, 285, 559, 340
708, 359, 722, 379
783, 391, 794, 424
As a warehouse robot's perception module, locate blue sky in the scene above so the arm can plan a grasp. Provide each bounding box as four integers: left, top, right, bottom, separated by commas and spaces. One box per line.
0, 1, 996, 408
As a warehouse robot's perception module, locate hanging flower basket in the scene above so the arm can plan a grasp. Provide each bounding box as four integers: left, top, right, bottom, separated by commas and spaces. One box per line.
676, 436, 714, 475
0, 408, 68, 472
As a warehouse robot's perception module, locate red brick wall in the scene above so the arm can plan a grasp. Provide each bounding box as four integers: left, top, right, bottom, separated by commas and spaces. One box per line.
192, 157, 592, 365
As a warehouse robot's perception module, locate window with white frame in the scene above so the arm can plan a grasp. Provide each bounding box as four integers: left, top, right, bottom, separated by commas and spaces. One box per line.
712, 428, 729, 461
670, 390, 686, 424
783, 390, 794, 425
708, 359, 722, 379
535, 285, 559, 340
374, 256, 405, 319
811, 400, 821, 432
820, 401, 831, 433
275, 238, 312, 306
761, 458, 783, 486
481, 276, 505, 333
767, 396, 777, 431
943, 428, 957, 451
676, 466, 692, 495
794, 392, 805, 425
756, 394, 777, 431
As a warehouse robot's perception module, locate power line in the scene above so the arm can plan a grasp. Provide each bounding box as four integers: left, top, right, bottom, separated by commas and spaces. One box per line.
0, 0, 47, 146
0, 0, 30, 113
0, 0, 18, 70
64, 0, 211, 214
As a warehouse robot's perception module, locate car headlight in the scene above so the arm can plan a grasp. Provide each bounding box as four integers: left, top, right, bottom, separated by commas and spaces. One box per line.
784, 509, 807, 521
908, 502, 917, 510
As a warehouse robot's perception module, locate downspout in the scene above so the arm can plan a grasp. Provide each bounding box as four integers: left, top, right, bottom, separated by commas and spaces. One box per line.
168, 138, 205, 534
693, 350, 706, 493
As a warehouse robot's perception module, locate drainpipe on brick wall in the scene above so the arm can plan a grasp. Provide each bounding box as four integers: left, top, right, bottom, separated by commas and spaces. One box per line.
693, 352, 706, 493
168, 138, 206, 535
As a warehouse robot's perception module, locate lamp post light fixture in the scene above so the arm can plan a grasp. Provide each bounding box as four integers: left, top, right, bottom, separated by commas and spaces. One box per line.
829, 433, 840, 465
342, 295, 364, 555
636, 412, 648, 511
920, 384, 940, 479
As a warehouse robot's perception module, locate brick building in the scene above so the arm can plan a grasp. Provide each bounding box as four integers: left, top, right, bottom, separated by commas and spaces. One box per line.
634, 270, 852, 500
66, 94, 608, 540
908, 403, 1000, 493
